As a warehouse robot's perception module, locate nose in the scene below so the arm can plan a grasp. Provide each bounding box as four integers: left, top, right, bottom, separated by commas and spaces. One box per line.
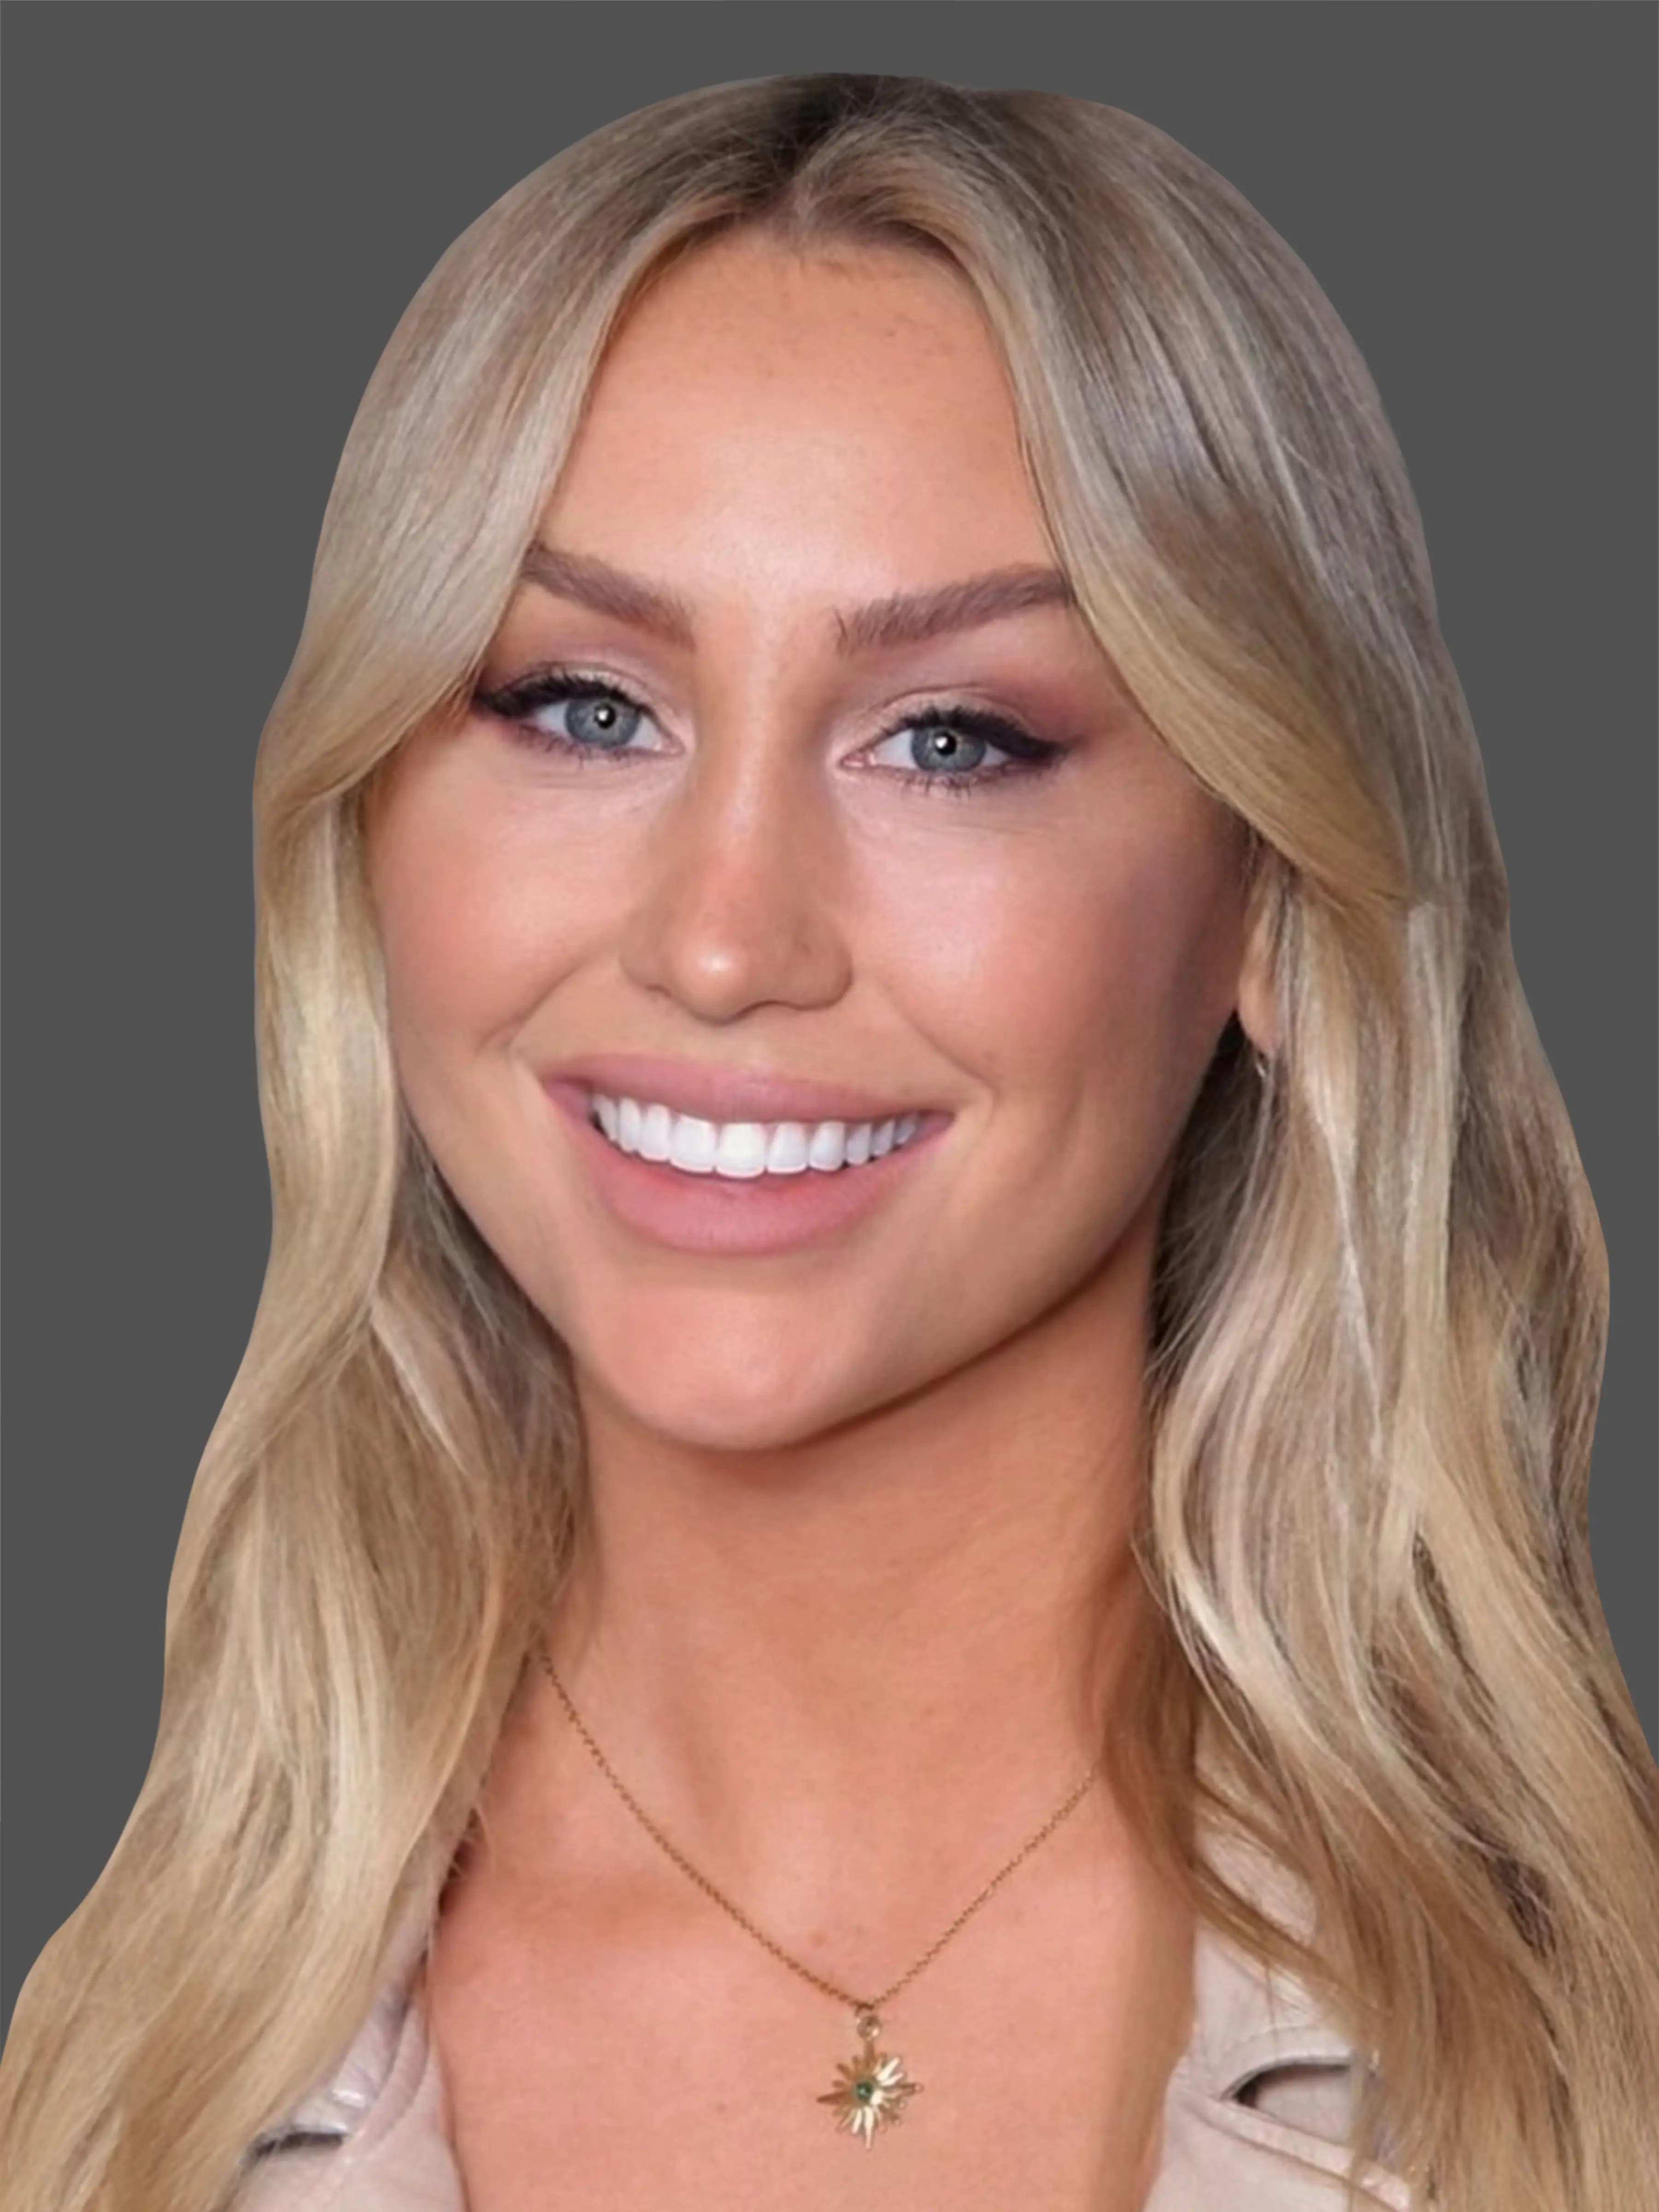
616, 724, 854, 1024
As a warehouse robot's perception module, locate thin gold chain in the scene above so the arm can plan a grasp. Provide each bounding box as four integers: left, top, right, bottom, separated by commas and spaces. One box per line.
536, 1640, 1102, 2015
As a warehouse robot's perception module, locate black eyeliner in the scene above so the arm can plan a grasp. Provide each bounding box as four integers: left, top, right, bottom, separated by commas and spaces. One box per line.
474, 664, 1072, 791
884, 697, 1066, 763
475, 665, 650, 722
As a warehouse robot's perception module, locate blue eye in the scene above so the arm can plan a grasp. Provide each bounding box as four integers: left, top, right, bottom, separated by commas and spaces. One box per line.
475, 669, 666, 759
865, 704, 1068, 796
554, 689, 645, 750
910, 725, 990, 772
474, 668, 1071, 796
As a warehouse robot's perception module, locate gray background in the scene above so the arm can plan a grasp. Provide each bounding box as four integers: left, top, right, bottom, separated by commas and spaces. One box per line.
4, 2, 1654, 2034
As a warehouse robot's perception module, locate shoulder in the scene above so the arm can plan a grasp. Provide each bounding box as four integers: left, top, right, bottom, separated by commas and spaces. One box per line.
231, 1843, 1417, 2212
1151, 1829, 1412, 2209
1153, 1918, 1412, 2209
230, 1972, 461, 2212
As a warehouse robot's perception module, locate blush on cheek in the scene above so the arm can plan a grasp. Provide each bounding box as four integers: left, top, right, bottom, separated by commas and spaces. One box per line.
369, 755, 572, 1052
940, 820, 1241, 1156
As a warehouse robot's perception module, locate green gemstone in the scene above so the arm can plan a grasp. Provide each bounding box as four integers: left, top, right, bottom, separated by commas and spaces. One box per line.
854, 2079, 876, 2102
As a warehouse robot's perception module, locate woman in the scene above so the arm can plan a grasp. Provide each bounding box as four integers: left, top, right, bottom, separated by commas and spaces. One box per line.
2, 70, 1654, 2212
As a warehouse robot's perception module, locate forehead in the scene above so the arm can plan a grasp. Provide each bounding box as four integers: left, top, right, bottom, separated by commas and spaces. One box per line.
538, 231, 1055, 592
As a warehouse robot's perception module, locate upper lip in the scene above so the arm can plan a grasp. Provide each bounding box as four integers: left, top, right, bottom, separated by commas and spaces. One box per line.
544, 1053, 935, 1127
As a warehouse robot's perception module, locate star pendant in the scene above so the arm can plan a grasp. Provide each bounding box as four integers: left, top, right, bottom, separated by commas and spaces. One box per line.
816, 2009, 924, 2147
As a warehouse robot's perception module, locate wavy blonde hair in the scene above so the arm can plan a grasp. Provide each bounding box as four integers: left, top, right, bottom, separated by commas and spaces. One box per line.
3, 71, 1654, 2212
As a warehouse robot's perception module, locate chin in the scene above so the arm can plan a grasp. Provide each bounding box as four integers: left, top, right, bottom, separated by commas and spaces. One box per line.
569, 1301, 882, 1460
587, 1371, 863, 1460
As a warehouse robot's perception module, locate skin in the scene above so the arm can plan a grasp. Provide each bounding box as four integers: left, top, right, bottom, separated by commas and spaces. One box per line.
366, 229, 1277, 2210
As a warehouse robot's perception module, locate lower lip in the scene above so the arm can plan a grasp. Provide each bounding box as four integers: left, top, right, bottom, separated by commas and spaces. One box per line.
544, 1082, 949, 1257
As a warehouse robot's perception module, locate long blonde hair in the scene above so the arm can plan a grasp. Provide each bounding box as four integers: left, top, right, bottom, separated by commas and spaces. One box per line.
3, 72, 1654, 2212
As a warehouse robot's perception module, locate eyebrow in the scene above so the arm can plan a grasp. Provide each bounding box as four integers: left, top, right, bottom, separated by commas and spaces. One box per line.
517, 541, 1077, 654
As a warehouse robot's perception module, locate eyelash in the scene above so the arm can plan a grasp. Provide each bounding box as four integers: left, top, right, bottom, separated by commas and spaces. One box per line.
471, 664, 1070, 799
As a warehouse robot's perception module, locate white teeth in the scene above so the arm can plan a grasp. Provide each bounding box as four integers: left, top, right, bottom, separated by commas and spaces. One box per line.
666, 1115, 718, 1174
588, 1094, 927, 1178
806, 1120, 846, 1171
765, 1122, 810, 1174
712, 1122, 769, 1179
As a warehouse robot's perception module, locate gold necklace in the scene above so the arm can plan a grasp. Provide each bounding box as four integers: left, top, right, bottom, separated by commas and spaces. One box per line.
536, 1641, 1102, 2147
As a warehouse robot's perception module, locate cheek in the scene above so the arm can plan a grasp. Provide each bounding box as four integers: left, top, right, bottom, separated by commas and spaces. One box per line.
377, 862, 515, 1088
370, 776, 599, 1072
867, 804, 1241, 1117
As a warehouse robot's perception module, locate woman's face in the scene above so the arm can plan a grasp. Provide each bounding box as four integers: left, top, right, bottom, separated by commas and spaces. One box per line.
368, 230, 1261, 1451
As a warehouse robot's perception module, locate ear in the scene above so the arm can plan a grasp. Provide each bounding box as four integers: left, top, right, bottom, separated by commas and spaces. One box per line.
1235, 892, 1281, 1060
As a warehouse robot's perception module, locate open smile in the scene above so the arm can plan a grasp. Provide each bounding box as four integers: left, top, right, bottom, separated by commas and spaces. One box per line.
543, 1079, 950, 1257
588, 1090, 926, 1177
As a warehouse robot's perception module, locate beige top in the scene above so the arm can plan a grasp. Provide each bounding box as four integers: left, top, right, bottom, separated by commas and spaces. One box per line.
229, 1842, 1415, 2212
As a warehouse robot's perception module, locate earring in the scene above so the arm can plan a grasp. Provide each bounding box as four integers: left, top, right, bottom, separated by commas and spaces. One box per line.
1251, 1048, 1271, 1083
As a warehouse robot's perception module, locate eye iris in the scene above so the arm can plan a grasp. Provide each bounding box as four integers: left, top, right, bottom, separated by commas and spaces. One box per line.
912, 722, 986, 772
567, 693, 639, 747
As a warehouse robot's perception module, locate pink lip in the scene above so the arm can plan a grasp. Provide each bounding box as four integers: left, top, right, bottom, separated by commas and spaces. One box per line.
542, 1077, 950, 1259
542, 1051, 938, 1128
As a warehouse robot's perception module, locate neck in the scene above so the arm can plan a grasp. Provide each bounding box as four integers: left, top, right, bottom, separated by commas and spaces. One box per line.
526, 1229, 1170, 1947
